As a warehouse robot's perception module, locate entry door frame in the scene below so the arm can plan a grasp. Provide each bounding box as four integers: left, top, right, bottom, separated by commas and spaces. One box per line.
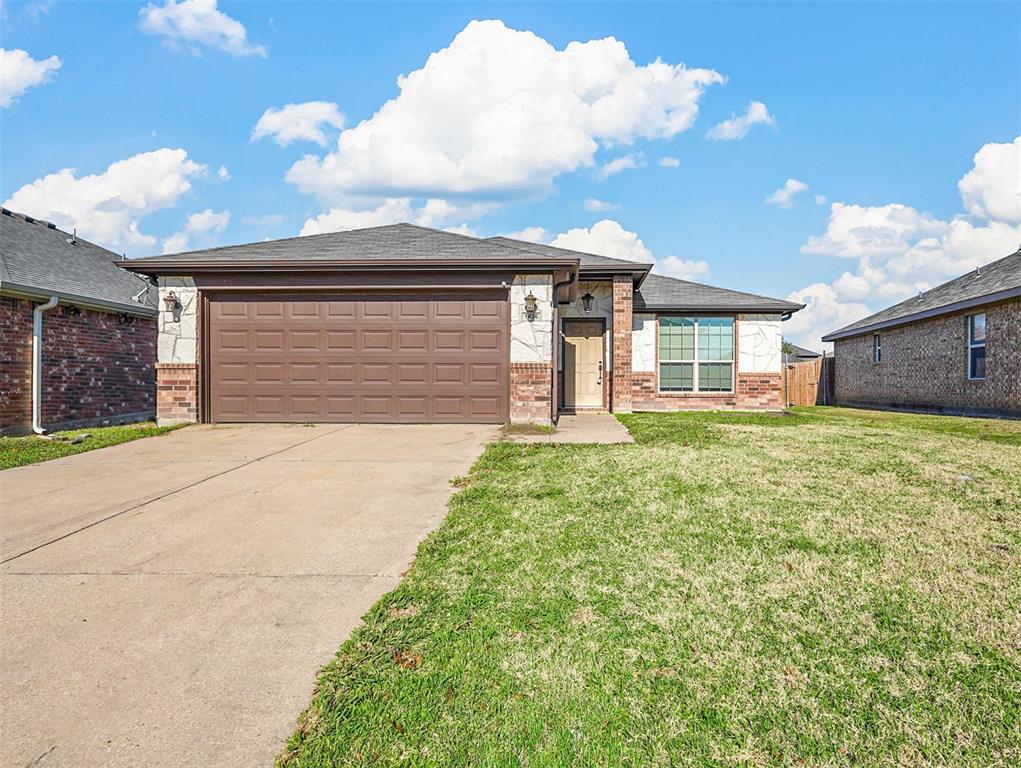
561, 317, 607, 412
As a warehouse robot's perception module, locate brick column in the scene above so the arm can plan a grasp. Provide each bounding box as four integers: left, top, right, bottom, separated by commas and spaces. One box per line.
611, 275, 633, 413
156, 363, 198, 425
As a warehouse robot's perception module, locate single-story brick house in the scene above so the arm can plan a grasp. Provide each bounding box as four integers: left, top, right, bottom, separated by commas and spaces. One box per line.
0, 209, 158, 435
822, 249, 1020, 417
123, 224, 803, 426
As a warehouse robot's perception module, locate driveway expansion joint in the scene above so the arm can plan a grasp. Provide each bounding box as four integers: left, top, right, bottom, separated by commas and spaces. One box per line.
0, 425, 351, 565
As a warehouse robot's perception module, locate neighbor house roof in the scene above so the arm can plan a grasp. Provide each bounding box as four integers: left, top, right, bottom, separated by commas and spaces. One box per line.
822, 249, 1021, 342
124, 223, 578, 274
490, 236, 802, 313
0, 209, 156, 316
783, 343, 821, 363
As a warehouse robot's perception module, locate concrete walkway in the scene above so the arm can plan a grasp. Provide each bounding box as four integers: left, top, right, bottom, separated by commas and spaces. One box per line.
506, 413, 635, 444
0, 423, 498, 768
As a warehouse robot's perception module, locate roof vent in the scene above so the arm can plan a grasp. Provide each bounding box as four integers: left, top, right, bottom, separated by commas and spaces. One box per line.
0, 208, 11, 216
66, 228, 78, 246
23, 215, 35, 224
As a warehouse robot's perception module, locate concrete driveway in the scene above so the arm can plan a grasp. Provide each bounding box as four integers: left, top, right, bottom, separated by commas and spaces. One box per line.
1, 423, 498, 768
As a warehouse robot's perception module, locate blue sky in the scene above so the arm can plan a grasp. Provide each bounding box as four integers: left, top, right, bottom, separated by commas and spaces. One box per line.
2, 1, 1019, 347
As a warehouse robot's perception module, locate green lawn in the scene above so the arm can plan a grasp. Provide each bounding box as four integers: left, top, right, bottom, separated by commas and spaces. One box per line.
0, 422, 184, 470
280, 407, 1020, 767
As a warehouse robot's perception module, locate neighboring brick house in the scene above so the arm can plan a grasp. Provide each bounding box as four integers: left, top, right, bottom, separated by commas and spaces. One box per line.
0, 209, 158, 435
122, 224, 802, 427
823, 249, 1021, 417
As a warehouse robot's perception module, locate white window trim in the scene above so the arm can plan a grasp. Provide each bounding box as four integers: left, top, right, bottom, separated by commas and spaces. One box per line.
658, 316, 735, 393
873, 334, 881, 363
967, 313, 986, 380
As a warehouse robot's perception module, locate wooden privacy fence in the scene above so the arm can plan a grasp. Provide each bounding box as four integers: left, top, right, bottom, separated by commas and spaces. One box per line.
783, 357, 834, 407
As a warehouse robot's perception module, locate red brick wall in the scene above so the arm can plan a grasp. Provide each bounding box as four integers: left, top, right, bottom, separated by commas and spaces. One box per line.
632, 372, 783, 411
0, 296, 34, 431
833, 298, 1020, 416
510, 362, 552, 424
0, 295, 157, 434
156, 363, 199, 425
611, 276, 633, 412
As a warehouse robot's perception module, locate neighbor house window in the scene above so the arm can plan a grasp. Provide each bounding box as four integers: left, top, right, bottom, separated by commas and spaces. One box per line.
873, 334, 881, 363
659, 317, 734, 392
968, 313, 986, 380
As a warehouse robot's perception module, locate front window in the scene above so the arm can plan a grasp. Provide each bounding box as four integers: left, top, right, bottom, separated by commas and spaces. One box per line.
968, 313, 986, 380
873, 334, 881, 363
659, 316, 734, 392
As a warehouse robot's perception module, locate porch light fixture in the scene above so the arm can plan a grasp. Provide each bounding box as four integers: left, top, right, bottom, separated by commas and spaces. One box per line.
163, 291, 179, 312
524, 291, 539, 322
581, 292, 595, 314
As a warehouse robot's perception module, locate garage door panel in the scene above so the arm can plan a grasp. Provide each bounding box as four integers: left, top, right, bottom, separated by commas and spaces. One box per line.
209, 293, 509, 424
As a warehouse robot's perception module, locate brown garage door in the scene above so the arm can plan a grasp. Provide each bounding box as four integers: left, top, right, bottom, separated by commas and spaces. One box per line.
208, 292, 509, 423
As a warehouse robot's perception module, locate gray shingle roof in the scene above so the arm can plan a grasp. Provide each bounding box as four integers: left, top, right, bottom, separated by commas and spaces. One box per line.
485, 236, 652, 269
0, 209, 156, 315
635, 273, 803, 312
783, 343, 821, 363
130, 223, 561, 264
822, 249, 1021, 341
491, 235, 802, 312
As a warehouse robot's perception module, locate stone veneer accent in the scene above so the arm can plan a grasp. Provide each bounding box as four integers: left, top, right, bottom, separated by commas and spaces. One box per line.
158, 277, 198, 364
510, 362, 552, 425
611, 275, 633, 413
1, 295, 156, 434
832, 298, 1020, 416
156, 362, 199, 425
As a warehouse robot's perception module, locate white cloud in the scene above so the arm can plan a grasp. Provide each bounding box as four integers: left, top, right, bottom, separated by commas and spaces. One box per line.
657, 255, 709, 281
583, 198, 620, 212
298, 197, 494, 236
285, 20, 723, 201
597, 153, 644, 180
658, 156, 681, 168
252, 101, 345, 147
162, 208, 230, 253
216, 164, 230, 181
501, 226, 550, 244
766, 178, 809, 208
706, 100, 774, 141
550, 219, 653, 263
802, 203, 947, 259
2, 148, 206, 252
958, 136, 1021, 224
787, 136, 1021, 350
815, 194, 827, 205
139, 0, 266, 58
506, 218, 712, 282
0, 48, 61, 107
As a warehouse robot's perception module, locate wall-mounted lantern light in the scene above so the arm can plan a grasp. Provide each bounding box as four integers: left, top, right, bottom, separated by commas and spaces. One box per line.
524, 291, 539, 322
581, 292, 595, 314
163, 291, 179, 312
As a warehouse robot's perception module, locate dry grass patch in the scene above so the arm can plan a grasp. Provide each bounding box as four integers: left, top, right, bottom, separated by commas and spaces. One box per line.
279, 408, 1021, 767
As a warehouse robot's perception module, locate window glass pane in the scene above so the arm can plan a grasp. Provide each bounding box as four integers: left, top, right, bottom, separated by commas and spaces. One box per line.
970, 313, 986, 342
660, 362, 693, 391
659, 317, 694, 360
970, 346, 986, 379
696, 317, 734, 361
698, 363, 733, 392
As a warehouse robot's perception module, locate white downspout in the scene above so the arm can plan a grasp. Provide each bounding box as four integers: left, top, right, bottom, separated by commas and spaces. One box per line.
32, 296, 59, 434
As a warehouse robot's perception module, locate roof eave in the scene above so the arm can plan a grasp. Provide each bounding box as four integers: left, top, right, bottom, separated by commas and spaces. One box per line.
0, 281, 157, 317
636, 303, 805, 314
822, 286, 1021, 342
122, 257, 581, 276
